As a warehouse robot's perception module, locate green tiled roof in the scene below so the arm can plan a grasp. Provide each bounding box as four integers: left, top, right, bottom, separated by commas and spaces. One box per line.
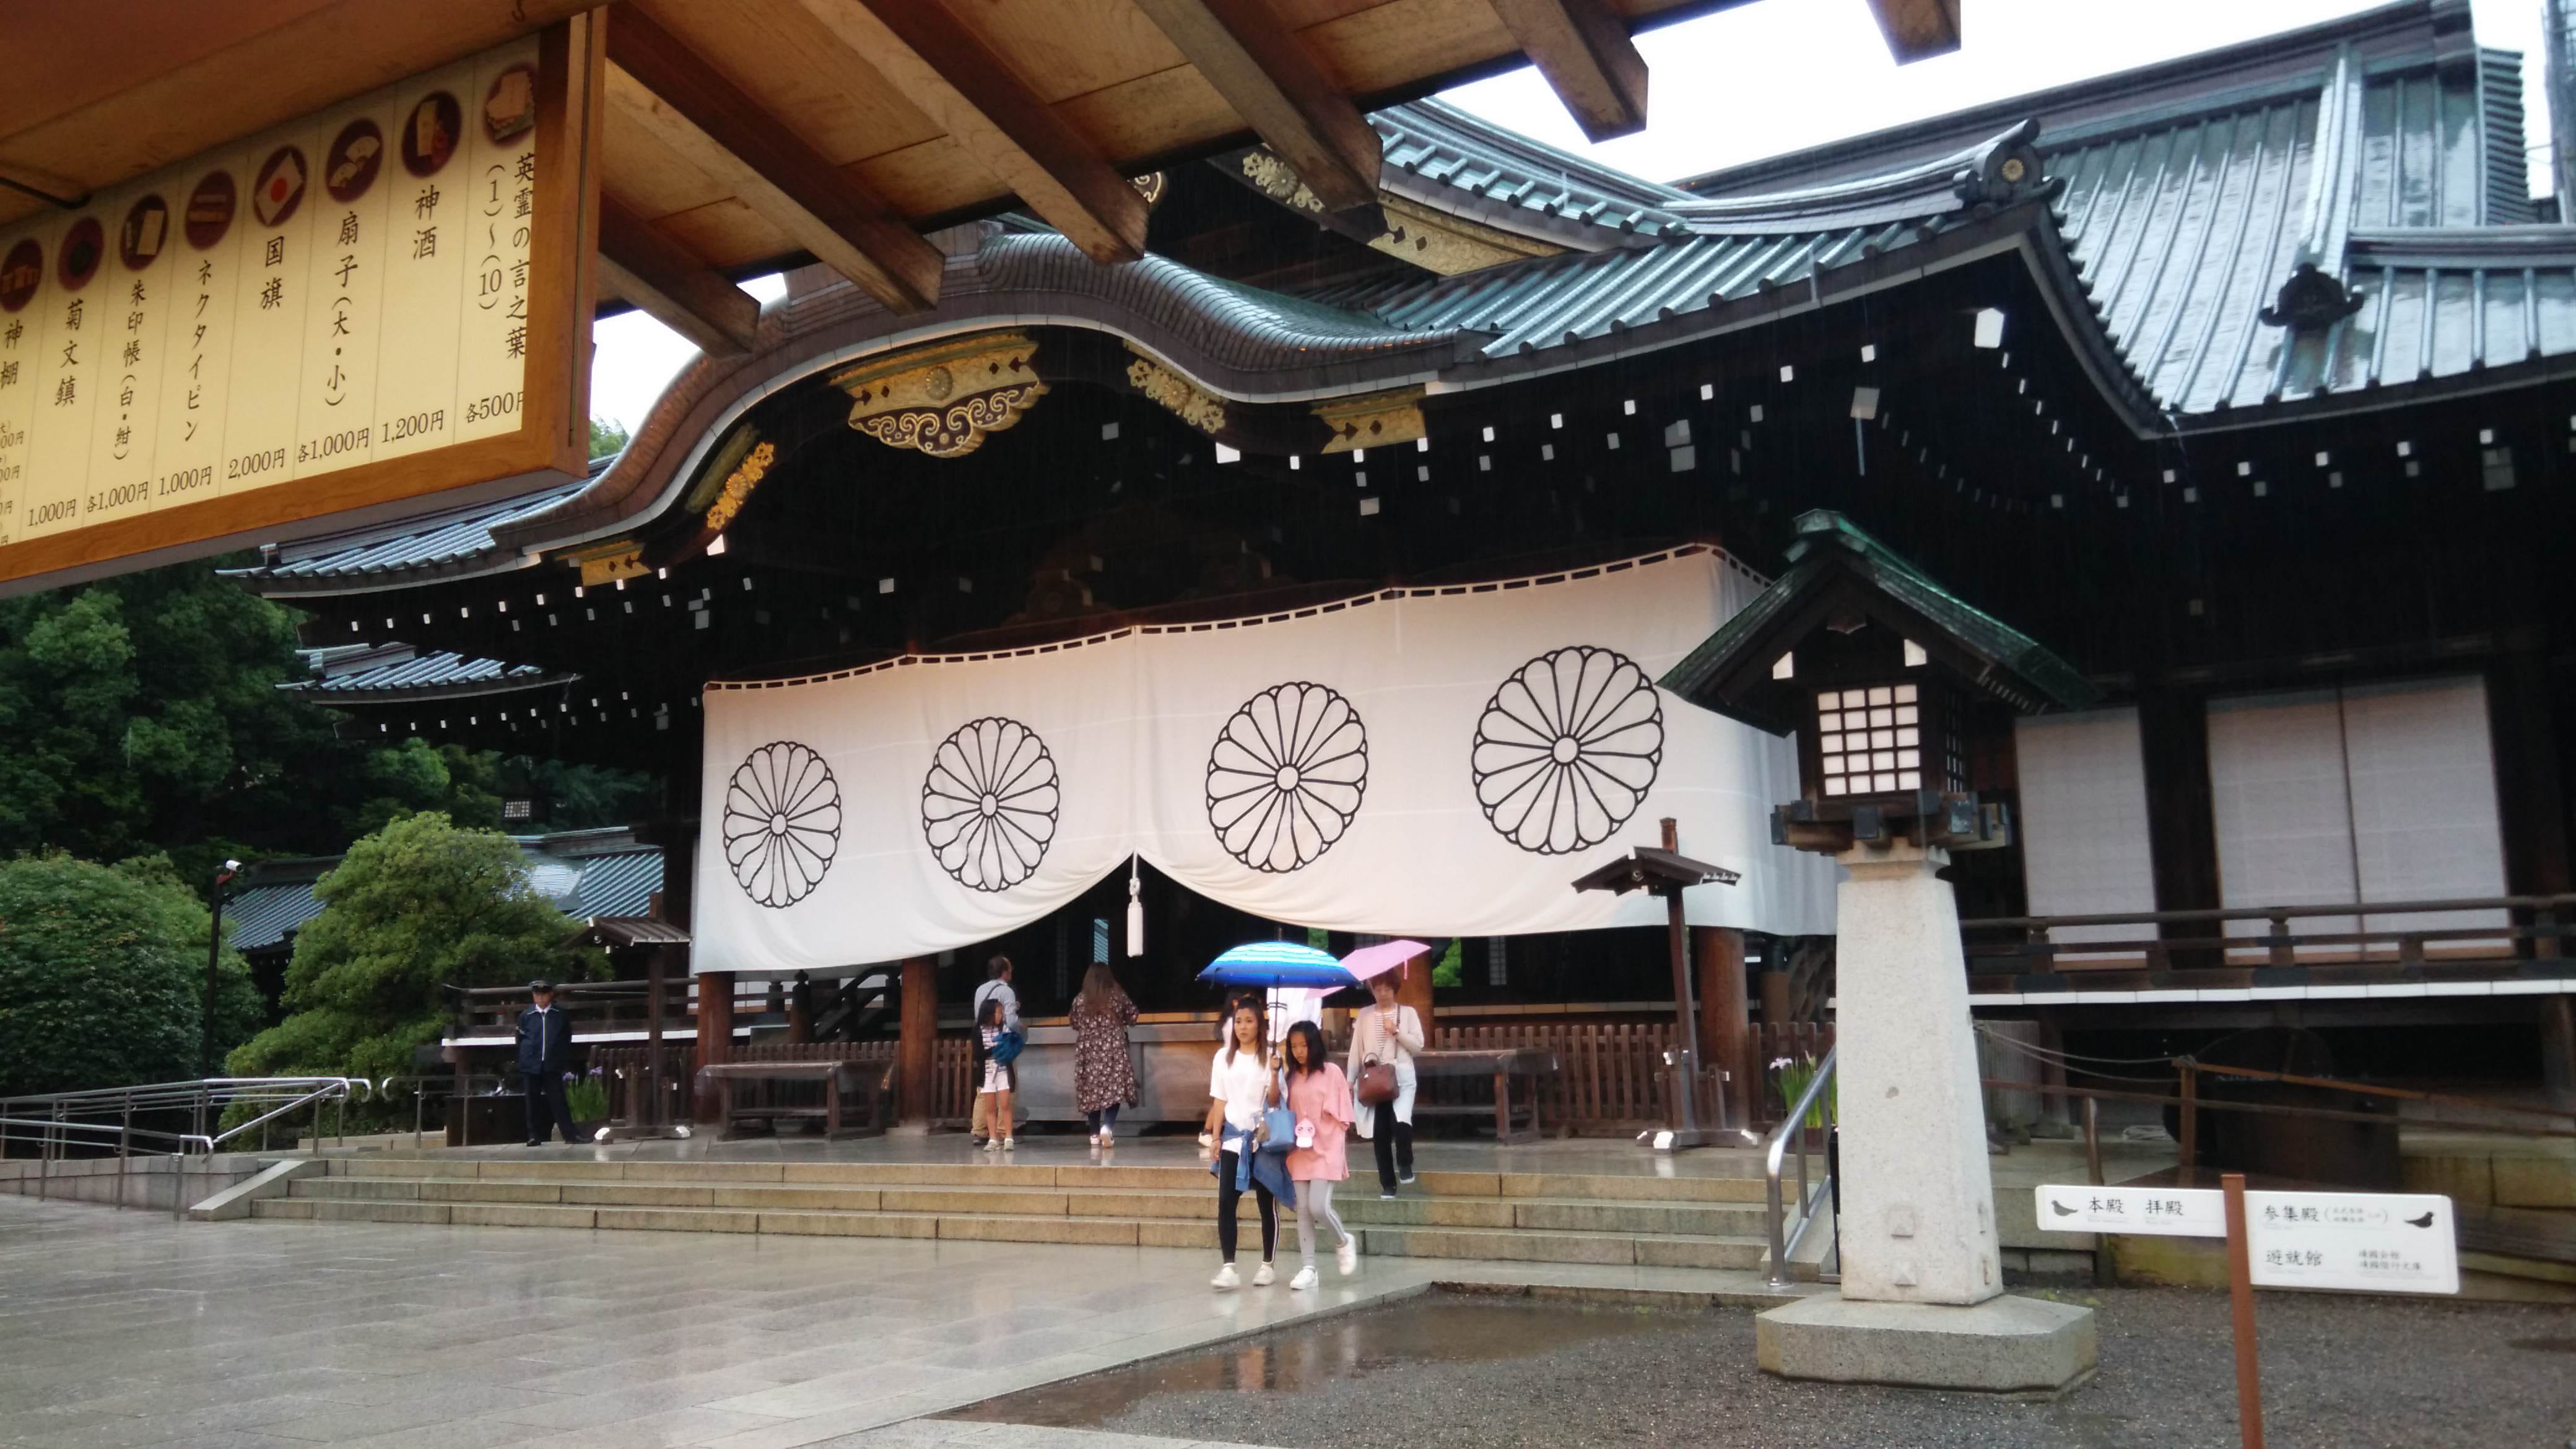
1661, 511, 2097, 721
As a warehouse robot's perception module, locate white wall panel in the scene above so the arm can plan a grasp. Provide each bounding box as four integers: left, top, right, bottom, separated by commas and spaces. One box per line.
2208, 689, 2360, 957
2014, 708, 2157, 954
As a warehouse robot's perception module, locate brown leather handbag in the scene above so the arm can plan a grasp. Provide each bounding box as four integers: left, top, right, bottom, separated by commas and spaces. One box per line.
1355, 1060, 1399, 1107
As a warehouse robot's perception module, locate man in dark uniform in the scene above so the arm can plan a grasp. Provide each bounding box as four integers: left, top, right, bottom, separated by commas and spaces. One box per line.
517, 979, 580, 1146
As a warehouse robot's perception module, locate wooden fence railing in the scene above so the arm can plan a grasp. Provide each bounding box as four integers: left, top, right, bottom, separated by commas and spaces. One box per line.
595, 1039, 978, 1125
1415, 1019, 1840, 1134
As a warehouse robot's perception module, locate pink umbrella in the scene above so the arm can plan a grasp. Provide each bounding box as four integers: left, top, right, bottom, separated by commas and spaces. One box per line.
1339, 939, 1433, 984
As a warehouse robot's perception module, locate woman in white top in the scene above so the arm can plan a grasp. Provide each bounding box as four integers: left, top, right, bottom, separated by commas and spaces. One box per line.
1347, 973, 1424, 1198
1201, 998, 1280, 1289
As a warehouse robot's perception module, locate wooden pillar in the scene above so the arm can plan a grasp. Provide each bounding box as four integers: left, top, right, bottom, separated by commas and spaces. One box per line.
1694, 926, 1749, 1129
898, 957, 937, 1125
2137, 687, 2221, 968
693, 970, 733, 1125
643, 946, 668, 1128
2541, 996, 2576, 1113
1397, 949, 1436, 1037
1758, 968, 1791, 1029
2486, 652, 2570, 960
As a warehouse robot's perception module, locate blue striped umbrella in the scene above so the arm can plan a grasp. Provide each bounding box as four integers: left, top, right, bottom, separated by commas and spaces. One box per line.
1196, 941, 1354, 990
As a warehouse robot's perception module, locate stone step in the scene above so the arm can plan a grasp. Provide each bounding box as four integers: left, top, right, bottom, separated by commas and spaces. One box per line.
313, 1154, 1768, 1203
247, 1194, 1767, 1268
284, 1175, 1766, 1236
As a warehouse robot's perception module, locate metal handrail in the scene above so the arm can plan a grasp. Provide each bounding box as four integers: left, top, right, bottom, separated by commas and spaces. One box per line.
1762, 1046, 1837, 1291
1, 1077, 369, 1220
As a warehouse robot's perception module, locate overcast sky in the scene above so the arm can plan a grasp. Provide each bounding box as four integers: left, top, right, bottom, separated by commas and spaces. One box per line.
588, 0, 2555, 437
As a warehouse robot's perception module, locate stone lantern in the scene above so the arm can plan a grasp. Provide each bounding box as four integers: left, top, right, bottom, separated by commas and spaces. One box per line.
1661, 510, 2102, 1394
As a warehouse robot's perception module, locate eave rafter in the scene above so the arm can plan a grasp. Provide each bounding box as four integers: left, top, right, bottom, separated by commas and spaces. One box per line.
1131, 0, 1386, 222
602, 6, 944, 313
596, 192, 761, 357
1865, 0, 1963, 64
1487, 0, 1650, 142
799, 0, 1150, 266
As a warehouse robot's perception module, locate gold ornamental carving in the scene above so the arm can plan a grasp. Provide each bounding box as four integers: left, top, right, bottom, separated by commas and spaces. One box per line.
1240, 149, 1557, 276
1124, 351, 1227, 435
832, 334, 1047, 459
702, 440, 775, 534
1314, 388, 1426, 453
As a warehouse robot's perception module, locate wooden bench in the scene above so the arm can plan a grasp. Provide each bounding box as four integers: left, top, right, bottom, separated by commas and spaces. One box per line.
702, 1060, 890, 1141
1409, 1048, 1559, 1144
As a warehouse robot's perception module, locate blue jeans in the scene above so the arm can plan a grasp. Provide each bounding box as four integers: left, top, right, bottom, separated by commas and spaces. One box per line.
1084, 1104, 1121, 1134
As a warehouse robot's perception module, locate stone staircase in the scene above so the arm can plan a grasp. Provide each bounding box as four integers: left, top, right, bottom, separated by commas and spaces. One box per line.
251, 1152, 1773, 1270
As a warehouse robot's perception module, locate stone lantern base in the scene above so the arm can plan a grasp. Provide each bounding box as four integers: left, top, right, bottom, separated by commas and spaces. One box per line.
1756, 1292, 2097, 1396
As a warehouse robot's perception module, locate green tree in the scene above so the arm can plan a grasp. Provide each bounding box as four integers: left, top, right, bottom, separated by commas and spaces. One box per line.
0, 853, 261, 1097
228, 813, 588, 1093
0, 558, 655, 892
589, 417, 631, 460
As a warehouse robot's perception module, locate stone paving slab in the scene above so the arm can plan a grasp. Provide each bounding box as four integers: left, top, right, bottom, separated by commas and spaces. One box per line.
0, 1194, 1802, 1449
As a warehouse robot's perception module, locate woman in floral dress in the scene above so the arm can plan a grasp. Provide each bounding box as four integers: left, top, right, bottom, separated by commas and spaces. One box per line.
1069, 963, 1138, 1148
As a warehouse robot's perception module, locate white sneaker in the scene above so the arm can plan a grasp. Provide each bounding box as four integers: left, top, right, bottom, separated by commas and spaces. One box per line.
982, 1136, 1000, 1152
1337, 1239, 1359, 1276
1288, 1266, 1319, 1291
1211, 1263, 1240, 1290
1100, 1127, 1114, 1147
1001, 1137, 1016, 1151
1251, 1262, 1276, 1287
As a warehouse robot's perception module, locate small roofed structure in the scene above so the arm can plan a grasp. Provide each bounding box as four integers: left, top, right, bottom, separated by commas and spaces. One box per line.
1661, 509, 2095, 855
1567, 846, 1740, 898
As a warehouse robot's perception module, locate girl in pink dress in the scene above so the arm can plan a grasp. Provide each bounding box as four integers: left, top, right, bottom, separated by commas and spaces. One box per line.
1279, 1020, 1356, 1288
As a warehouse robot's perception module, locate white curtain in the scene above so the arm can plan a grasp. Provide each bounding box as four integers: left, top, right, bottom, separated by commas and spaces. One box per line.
2012, 707, 2157, 954
690, 547, 1838, 973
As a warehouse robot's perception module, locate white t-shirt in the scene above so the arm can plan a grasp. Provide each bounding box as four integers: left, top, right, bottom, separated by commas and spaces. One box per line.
1208, 1044, 1272, 1132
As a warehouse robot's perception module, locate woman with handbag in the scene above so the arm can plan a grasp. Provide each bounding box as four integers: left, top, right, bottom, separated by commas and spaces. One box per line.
1201, 998, 1287, 1289
1348, 972, 1424, 1198
972, 994, 1020, 1152
1279, 1020, 1356, 1287
1070, 963, 1139, 1149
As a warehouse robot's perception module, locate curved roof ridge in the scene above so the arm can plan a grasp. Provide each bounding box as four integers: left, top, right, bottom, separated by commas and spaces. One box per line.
490, 230, 1477, 559
1669, 121, 2052, 236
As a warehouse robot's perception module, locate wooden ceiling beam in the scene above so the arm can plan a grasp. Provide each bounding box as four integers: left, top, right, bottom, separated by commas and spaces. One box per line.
1865, 0, 1964, 64
603, 7, 942, 312
597, 193, 760, 357
1486, 0, 1648, 142
1129, 0, 1383, 217
799, 0, 1148, 266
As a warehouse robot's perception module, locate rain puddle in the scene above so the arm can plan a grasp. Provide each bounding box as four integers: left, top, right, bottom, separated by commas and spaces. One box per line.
943, 1292, 1690, 1429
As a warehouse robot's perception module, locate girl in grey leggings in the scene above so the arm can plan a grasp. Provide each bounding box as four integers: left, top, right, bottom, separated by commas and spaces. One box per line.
1279, 1022, 1358, 1288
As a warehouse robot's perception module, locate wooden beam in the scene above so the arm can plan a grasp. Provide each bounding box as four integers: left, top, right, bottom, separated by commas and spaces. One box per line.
1865, 0, 1963, 64
597, 193, 760, 357
798, 0, 1148, 266
1130, 0, 1383, 217
603, 7, 942, 311
1486, 0, 1648, 142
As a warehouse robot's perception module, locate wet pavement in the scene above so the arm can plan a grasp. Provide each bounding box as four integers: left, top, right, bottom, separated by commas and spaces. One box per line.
946, 1287, 2576, 1449
945, 1297, 1675, 1427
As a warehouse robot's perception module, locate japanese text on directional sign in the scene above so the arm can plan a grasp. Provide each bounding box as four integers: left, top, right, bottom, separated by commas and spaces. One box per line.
2036, 1185, 2458, 1295
0, 22, 596, 591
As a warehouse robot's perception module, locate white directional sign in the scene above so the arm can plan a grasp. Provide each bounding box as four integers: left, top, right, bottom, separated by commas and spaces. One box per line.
2035, 1184, 2226, 1238
2037, 1185, 2458, 1295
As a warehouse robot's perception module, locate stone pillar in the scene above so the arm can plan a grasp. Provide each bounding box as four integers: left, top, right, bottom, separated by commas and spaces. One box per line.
1834, 841, 2001, 1307
898, 957, 937, 1125
1694, 926, 1749, 1129
1757, 841, 2093, 1393
693, 970, 733, 1125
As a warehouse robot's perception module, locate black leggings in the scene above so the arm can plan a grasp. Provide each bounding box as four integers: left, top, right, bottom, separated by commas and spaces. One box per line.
1216, 1149, 1277, 1263
1372, 1102, 1415, 1193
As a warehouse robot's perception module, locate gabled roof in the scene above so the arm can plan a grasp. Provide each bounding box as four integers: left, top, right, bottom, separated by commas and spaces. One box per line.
1370, 100, 1697, 246
1660, 510, 2097, 735
229, 829, 664, 953
238, 0, 2576, 604
281, 643, 572, 703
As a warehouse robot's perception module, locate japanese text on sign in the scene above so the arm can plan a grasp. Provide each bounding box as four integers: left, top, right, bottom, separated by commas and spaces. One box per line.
0, 37, 541, 549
